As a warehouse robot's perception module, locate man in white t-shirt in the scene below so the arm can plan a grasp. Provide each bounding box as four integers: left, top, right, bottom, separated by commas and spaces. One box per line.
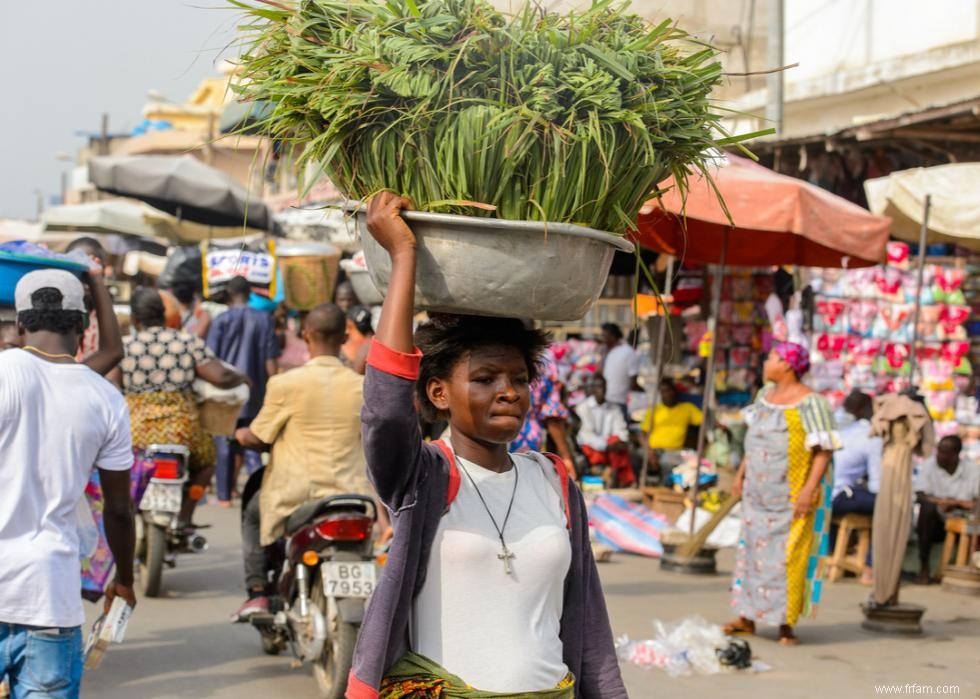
0, 270, 136, 699
600, 322, 640, 417
913, 435, 979, 584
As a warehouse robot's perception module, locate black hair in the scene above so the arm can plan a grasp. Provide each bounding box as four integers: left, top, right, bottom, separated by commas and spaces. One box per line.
130, 287, 166, 328
843, 389, 873, 421
171, 281, 198, 306
17, 288, 86, 335
938, 435, 963, 453
601, 322, 623, 340
305, 303, 347, 342
348, 305, 374, 336
227, 276, 252, 299
414, 314, 550, 423
66, 236, 107, 264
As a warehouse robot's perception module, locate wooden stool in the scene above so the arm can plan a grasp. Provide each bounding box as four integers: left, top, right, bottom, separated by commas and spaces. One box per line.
939, 517, 969, 578
822, 513, 872, 582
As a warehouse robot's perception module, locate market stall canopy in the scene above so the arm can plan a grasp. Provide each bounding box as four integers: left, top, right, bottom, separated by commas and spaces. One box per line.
41, 199, 257, 246
864, 163, 980, 252
42, 200, 165, 240
89, 155, 274, 231
634, 155, 891, 268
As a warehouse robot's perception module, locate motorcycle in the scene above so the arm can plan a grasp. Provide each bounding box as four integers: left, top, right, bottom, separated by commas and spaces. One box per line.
245, 474, 377, 699
134, 444, 209, 598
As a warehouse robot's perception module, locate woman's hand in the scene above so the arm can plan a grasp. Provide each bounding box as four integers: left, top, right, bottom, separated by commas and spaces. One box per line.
366, 192, 415, 256
793, 485, 818, 519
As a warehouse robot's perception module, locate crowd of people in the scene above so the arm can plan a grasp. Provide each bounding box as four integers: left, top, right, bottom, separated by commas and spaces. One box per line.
2, 219, 978, 695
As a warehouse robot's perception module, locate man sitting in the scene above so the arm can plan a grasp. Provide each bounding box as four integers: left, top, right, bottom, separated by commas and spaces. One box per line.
575, 375, 633, 487
914, 435, 979, 584
640, 379, 703, 484
231, 304, 372, 620
831, 390, 882, 585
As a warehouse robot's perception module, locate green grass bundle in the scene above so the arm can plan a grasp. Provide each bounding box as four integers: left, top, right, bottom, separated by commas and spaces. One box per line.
232, 0, 759, 234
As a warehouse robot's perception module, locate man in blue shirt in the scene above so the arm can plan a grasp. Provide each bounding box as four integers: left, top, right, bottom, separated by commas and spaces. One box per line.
831, 390, 883, 584
207, 276, 281, 504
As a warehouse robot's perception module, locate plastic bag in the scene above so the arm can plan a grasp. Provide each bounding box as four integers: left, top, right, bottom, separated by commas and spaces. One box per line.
619, 616, 730, 677
158, 245, 202, 291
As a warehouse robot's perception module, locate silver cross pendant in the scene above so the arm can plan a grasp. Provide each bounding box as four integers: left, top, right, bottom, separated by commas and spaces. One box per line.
498, 545, 516, 576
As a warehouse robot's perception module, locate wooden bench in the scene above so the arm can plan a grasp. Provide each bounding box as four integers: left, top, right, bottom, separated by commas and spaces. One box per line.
939, 517, 971, 578
822, 513, 872, 582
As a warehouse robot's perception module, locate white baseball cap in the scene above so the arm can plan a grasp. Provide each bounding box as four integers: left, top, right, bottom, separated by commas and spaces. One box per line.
15, 269, 86, 314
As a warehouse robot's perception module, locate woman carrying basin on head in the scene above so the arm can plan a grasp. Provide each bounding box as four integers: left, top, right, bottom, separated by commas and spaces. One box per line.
346, 192, 626, 698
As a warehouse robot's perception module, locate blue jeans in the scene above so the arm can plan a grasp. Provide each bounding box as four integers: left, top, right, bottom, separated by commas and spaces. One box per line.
0, 624, 83, 699
214, 419, 263, 501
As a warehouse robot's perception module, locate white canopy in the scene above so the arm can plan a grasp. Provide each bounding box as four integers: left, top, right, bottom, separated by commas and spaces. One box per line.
42, 199, 265, 244
864, 163, 980, 251
42, 200, 164, 239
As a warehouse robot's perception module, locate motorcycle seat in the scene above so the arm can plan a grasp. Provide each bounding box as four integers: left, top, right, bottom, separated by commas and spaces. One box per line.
284, 494, 375, 536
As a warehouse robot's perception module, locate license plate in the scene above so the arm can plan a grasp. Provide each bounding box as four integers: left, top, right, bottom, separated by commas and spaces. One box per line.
321, 561, 377, 599
139, 482, 182, 513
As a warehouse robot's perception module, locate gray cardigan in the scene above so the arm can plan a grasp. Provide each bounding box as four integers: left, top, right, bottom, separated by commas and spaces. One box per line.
346, 341, 627, 699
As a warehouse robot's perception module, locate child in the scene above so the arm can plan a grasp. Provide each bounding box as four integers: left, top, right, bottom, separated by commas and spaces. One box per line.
348, 193, 626, 697
576, 375, 634, 487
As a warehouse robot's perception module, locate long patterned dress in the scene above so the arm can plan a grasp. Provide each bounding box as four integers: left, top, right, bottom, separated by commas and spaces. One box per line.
732, 389, 840, 626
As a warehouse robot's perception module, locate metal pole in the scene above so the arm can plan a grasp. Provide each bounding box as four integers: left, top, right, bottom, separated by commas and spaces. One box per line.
639, 256, 675, 490
907, 195, 931, 388
766, 0, 785, 135
100, 113, 110, 156
691, 229, 729, 538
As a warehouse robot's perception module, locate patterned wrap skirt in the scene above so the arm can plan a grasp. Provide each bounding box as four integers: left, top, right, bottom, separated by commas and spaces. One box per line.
380, 653, 574, 699
126, 390, 215, 472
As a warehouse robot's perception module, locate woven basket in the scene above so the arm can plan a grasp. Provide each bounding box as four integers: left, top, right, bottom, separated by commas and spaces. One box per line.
199, 400, 243, 437
278, 243, 341, 311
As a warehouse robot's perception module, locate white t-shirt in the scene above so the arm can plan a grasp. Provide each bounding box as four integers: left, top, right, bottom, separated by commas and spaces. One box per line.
0, 350, 132, 628
603, 343, 638, 405
411, 452, 571, 691
915, 456, 980, 503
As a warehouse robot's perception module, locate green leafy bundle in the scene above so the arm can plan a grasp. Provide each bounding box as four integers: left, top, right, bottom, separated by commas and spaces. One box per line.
232, 0, 758, 233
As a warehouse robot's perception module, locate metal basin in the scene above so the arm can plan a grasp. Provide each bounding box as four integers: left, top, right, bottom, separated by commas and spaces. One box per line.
340, 260, 384, 306
352, 210, 634, 321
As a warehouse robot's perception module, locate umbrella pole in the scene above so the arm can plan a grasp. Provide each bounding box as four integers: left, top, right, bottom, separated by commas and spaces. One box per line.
907, 195, 931, 388
639, 256, 675, 490
691, 228, 729, 538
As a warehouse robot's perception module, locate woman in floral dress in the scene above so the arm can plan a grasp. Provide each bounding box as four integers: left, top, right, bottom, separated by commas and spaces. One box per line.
110, 288, 248, 526
724, 342, 839, 645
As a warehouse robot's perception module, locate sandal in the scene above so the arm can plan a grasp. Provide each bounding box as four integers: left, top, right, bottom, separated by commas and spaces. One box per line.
722, 618, 756, 636
779, 625, 800, 646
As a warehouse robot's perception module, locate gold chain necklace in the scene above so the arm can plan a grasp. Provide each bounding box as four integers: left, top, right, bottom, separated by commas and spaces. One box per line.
23, 345, 76, 361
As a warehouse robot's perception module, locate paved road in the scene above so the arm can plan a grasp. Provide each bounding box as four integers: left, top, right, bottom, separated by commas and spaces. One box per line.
83, 502, 979, 698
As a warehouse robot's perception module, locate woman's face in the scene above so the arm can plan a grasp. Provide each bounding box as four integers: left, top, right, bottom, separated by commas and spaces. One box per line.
763, 349, 790, 383
428, 345, 531, 445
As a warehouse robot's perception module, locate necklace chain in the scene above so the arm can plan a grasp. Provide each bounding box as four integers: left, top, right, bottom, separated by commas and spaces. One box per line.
457, 455, 519, 575
23, 345, 76, 361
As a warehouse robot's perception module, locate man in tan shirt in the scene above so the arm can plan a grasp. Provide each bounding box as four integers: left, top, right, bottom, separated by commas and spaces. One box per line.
231, 303, 370, 620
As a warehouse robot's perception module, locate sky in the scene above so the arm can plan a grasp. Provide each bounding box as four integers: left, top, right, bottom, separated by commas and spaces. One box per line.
0, 0, 239, 220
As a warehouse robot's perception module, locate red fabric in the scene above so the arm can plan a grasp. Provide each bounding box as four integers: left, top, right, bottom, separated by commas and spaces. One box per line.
346, 671, 379, 699
366, 339, 422, 380
580, 443, 635, 487
632, 155, 890, 268
438, 441, 571, 530
433, 439, 461, 509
